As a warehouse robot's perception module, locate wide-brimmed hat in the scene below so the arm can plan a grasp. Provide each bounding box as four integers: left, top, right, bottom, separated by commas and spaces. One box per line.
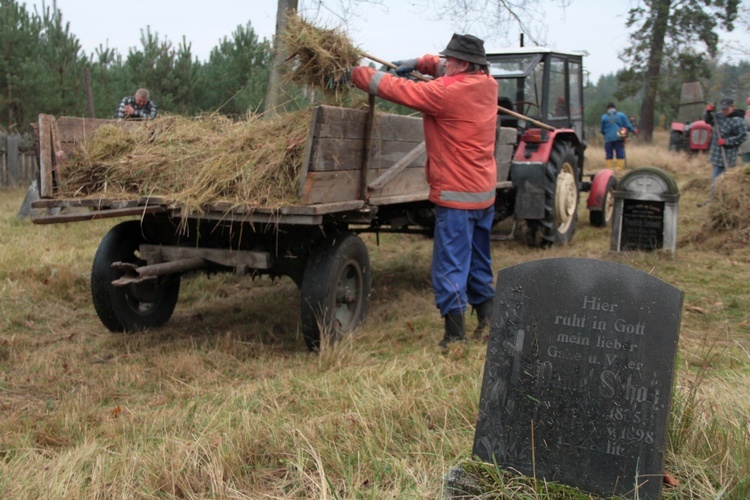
439, 34, 488, 66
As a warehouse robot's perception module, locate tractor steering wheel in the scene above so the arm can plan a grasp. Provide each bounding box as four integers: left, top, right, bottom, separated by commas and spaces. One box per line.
515, 101, 540, 116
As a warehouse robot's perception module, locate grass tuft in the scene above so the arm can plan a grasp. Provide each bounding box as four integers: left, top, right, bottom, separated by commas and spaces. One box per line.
1, 131, 749, 497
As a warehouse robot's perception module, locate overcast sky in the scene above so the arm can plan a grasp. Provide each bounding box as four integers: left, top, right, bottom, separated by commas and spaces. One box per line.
22, 0, 750, 83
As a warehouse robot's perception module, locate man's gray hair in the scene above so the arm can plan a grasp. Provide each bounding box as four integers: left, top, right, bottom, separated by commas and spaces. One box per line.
135, 88, 150, 99
466, 62, 489, 75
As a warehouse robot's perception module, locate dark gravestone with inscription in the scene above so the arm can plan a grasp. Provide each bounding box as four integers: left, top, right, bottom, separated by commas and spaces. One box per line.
621, 200, 664, 250
473, 258, 683, 499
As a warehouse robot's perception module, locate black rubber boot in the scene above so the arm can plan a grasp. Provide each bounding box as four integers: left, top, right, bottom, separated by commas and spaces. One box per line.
472, 298, 494, 341
439, 313, 466, 349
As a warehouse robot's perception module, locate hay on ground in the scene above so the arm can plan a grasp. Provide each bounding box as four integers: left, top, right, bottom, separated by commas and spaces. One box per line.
707, 166, 750, 233
57, 111, 311, 215
691, 166, 750, 248
280, 14, 362, 93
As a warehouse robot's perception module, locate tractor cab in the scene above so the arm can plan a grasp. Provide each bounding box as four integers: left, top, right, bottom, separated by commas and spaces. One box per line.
486, 48, 586, 144
483, 48, 616, 243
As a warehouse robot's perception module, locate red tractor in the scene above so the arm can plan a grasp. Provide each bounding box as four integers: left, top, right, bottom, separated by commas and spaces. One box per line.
669, 120, 712, 153
486, 48, 616, 246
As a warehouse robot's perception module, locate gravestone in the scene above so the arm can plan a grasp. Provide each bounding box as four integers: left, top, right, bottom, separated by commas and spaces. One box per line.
610, 167, 680, 253
676, 81, 706, 124
473, 258, 683, 499
17, 180, 42, 218
18, 180, 62, 219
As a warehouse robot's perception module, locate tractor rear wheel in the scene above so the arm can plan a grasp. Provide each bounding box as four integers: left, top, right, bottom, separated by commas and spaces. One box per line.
525, 141, 579, 247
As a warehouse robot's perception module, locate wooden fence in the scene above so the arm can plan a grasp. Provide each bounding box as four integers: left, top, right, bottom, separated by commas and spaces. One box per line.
1, 133, 37, 188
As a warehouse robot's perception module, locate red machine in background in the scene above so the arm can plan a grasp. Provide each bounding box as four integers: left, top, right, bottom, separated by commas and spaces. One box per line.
669, 120, 711, 153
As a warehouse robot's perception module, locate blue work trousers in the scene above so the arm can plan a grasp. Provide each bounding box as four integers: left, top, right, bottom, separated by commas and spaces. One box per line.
432, 205, 495, 317
604, 140, 626, 160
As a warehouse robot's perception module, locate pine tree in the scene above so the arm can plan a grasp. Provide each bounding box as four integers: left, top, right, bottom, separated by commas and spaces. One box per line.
0, 0, 43, 129
37, 3, 85, 118
199, 23, 272, 117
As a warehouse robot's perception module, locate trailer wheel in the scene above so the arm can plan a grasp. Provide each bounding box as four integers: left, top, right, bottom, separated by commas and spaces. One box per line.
590, 176, 617, 227
300, 233, 371, 351
525, 141, 579, 247
91, 221, 180, 332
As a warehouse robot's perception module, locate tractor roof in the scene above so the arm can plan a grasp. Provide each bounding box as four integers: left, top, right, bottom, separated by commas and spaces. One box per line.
486, 46, 586, 59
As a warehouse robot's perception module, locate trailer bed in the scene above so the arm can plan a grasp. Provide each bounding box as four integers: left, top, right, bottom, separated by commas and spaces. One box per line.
31, 105, 515, 226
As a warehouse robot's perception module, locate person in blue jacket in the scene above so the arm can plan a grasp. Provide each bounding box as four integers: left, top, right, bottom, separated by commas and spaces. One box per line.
600, 102, 637, 170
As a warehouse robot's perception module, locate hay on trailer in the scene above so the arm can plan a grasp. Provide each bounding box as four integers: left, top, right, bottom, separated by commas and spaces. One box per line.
57, 110, 311, 215
280, 14, 362, 93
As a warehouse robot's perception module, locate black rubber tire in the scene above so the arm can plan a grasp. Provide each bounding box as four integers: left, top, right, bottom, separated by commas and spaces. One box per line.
669, 131, 683, 152
590, 176, 618, 227
300, 233, 371, 352
91, 221, 180, 332
525, 141, 580, 247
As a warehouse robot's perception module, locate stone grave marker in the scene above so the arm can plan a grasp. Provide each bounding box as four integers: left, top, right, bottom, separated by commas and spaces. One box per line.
610, 167, 680, 253
17, 180, 42, 218
473, 258, 683, 499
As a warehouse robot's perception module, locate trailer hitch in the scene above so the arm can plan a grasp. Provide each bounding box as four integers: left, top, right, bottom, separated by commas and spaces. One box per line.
111, 257, 206, 286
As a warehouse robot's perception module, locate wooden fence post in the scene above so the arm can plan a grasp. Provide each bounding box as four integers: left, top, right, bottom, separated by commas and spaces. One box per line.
0, 133, 6, 187
6, 134, 20, 186
0, 132, 39, 188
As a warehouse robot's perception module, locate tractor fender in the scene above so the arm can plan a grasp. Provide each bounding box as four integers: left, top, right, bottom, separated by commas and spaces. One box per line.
587, 169, 617, 210
514, 129, 582, 166
510, 161, 546, 219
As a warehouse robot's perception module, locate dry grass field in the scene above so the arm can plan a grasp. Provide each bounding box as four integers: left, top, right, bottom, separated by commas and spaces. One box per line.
1, 131, 749, 498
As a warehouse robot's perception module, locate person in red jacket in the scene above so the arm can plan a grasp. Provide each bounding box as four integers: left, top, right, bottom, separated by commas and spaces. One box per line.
351, 34, 499, 349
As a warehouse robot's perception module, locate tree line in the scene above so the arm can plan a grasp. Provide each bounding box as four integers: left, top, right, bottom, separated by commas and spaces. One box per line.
0, 0, 277, 131
585, 59, 750, 133
1, 0, 747, 140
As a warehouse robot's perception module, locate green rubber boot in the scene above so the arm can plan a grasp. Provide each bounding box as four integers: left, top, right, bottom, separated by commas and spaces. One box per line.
472, 298, 494, 341
438, 313, 466, 349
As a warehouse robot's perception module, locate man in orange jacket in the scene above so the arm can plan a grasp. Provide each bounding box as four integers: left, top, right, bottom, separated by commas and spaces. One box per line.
351, 34, 498, 348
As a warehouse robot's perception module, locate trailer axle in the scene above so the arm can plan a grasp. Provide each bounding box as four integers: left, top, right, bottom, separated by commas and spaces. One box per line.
111, 257, 206, 286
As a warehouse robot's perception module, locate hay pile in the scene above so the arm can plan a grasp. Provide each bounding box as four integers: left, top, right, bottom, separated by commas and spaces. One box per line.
280, 14, 362, 93
707, 167, 750, 233
58, 111, 311, 214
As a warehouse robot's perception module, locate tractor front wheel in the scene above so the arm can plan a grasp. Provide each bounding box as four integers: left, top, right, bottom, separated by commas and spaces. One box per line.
525, 141, 580, 247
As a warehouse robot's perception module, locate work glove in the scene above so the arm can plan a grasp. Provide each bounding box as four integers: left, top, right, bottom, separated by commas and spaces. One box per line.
392, 58, 418, 77
706, 104, 714, 112
718, 138, 726, 146
634, 128, 639, 135
326, 68, 352, 89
